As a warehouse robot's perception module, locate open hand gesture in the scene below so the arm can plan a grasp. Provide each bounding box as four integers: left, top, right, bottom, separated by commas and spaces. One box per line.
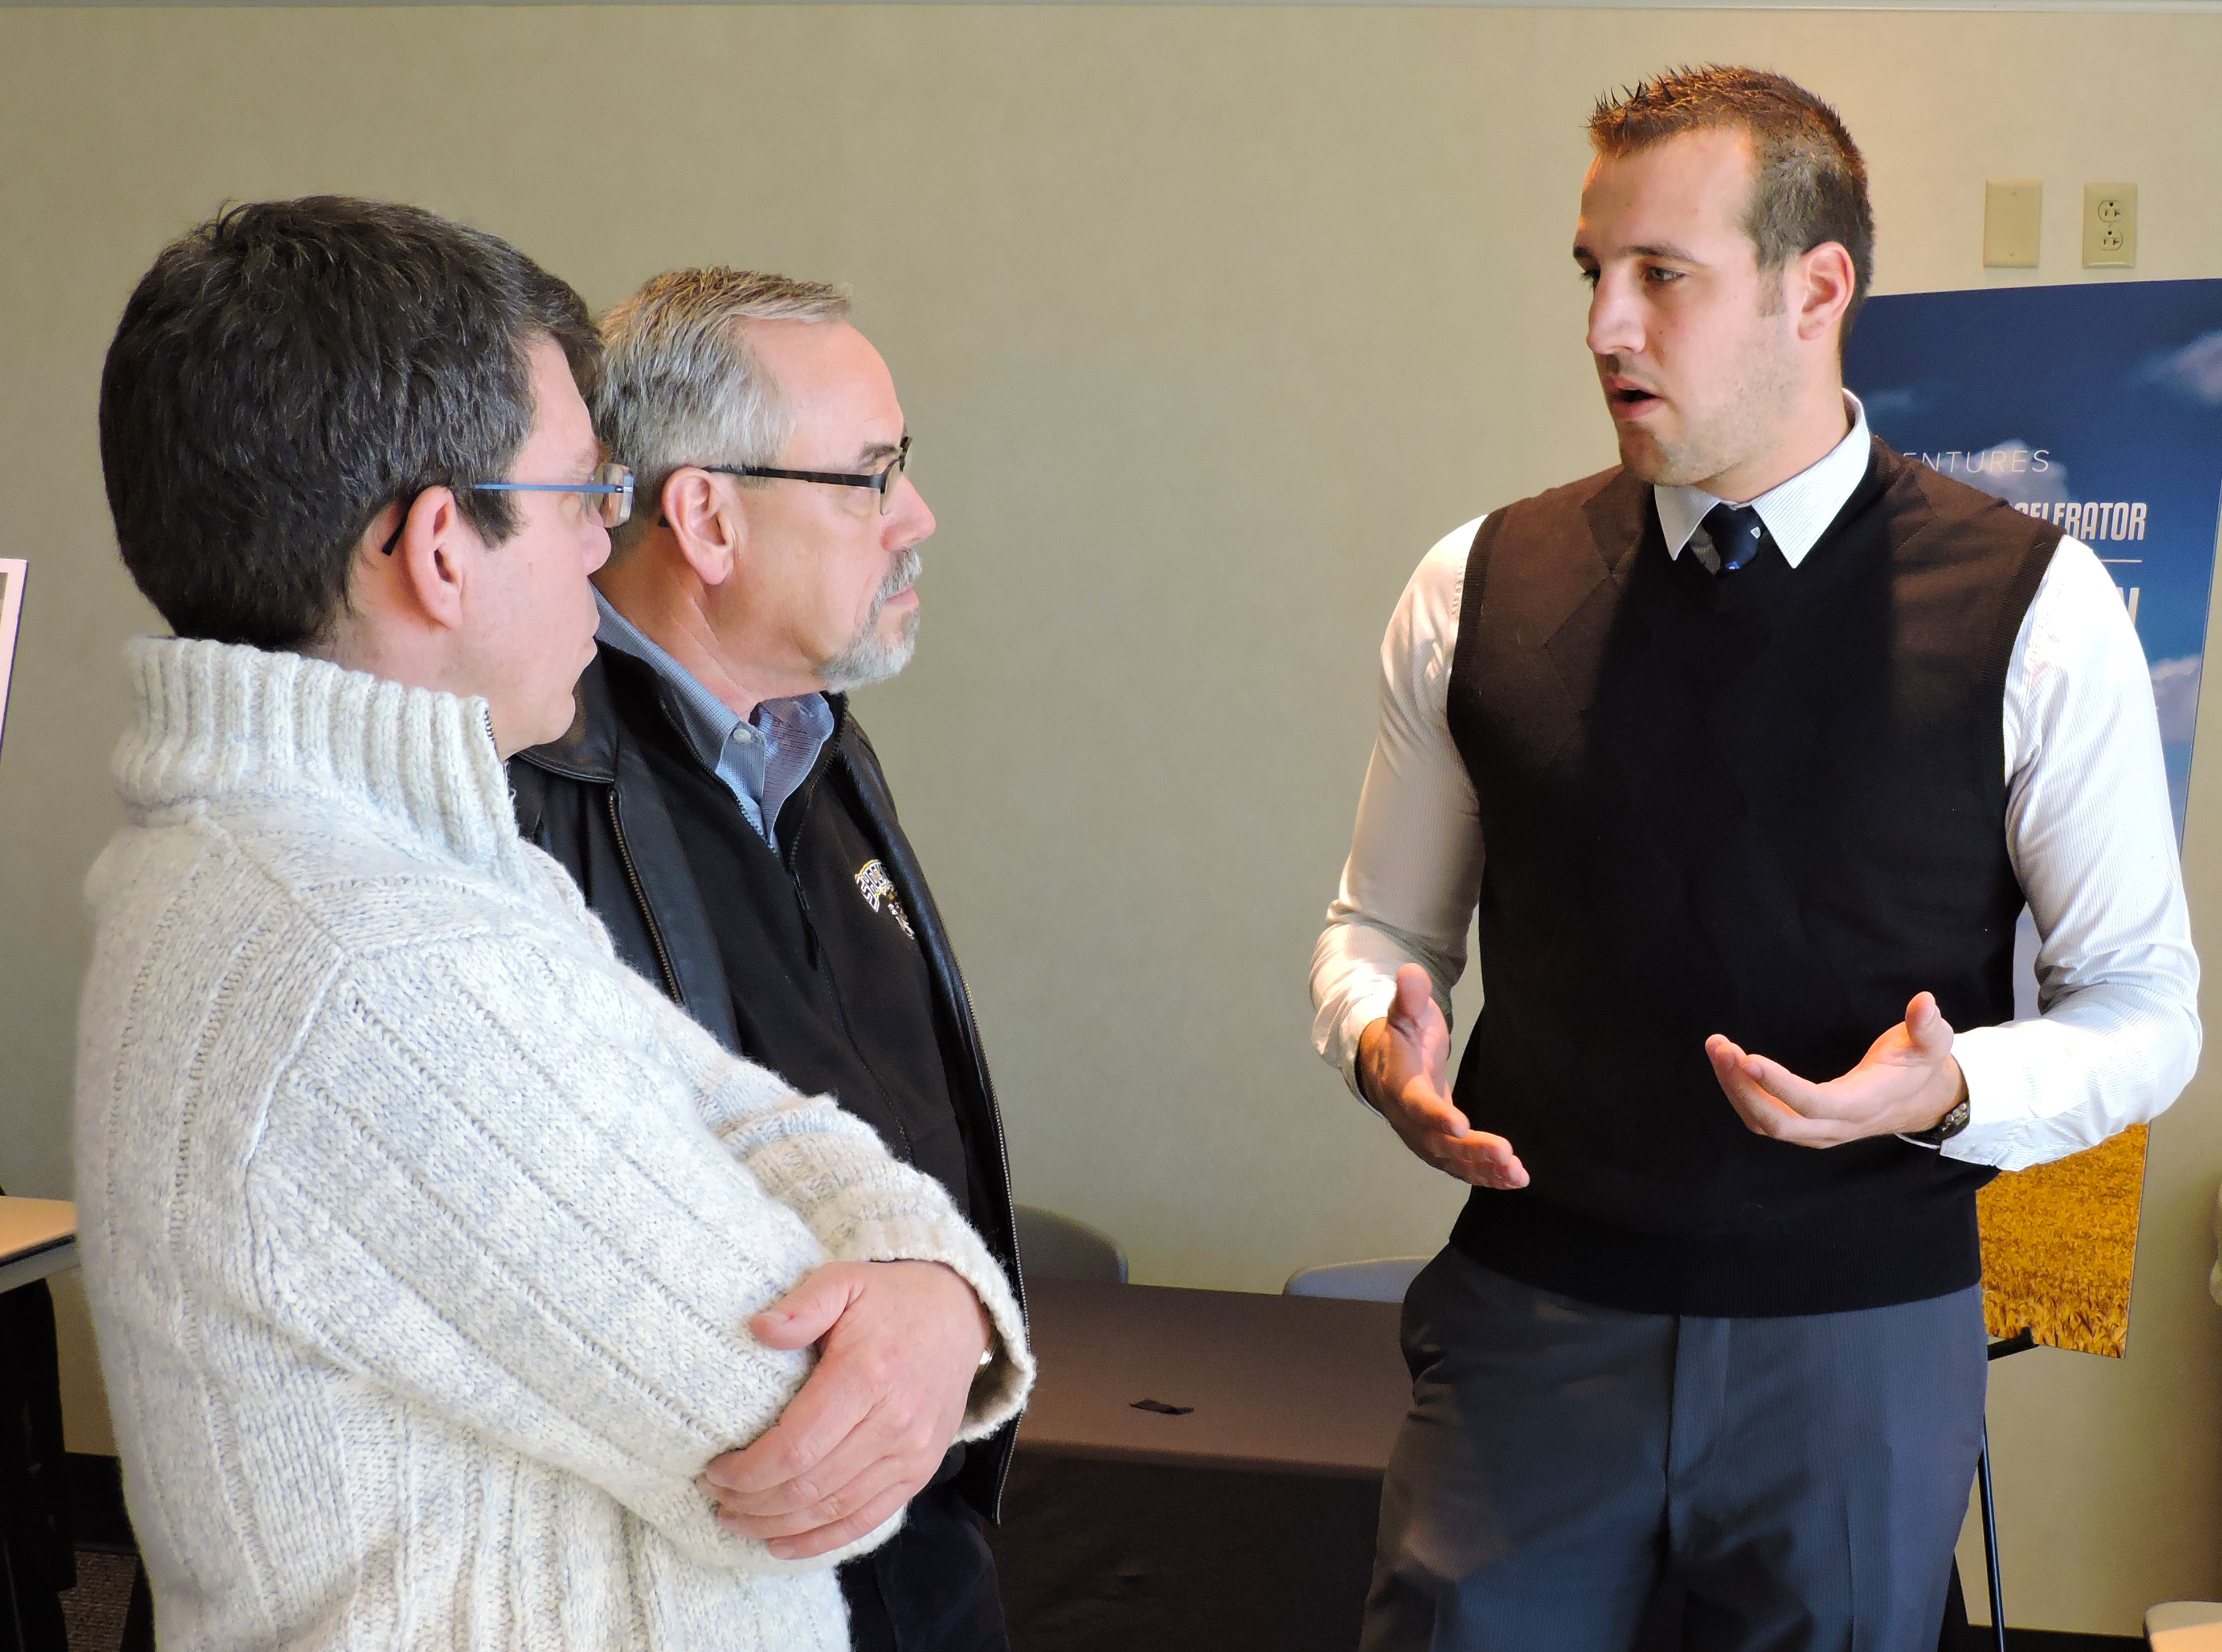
1707, 991, 1969, 1148
1357, 964, 1528, 1190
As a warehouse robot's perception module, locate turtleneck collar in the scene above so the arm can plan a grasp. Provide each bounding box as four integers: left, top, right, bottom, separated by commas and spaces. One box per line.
112, 637, 531, 889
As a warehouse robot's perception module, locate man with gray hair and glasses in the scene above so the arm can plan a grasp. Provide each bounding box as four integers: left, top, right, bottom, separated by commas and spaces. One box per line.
512, 269, 1023, 1652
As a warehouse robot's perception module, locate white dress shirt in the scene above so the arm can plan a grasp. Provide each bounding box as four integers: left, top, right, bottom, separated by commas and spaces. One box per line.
1310, 396, 2201, 1172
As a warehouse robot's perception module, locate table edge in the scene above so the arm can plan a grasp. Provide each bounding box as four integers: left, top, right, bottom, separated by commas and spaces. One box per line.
0, 1235, 81, 1293
1011, 1437, 1390, 1481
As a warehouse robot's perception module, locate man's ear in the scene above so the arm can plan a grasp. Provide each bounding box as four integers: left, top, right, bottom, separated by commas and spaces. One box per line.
1792, 241, 1856, 347
661, 468, 746, 589
386, 486, 470, 633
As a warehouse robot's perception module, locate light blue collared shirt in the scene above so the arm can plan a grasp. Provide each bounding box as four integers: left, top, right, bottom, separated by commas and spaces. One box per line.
593, 591, 836, 855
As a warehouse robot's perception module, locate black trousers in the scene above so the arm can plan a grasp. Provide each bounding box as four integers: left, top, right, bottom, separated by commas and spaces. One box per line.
1, 1274, 74, 1652
839, 1454, 1009, 1652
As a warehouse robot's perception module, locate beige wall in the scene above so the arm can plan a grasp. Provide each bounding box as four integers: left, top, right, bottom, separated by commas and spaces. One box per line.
2, 3, 2218, 1632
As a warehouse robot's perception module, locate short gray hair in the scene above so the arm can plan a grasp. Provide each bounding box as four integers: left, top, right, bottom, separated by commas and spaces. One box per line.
592, 268, 850, 554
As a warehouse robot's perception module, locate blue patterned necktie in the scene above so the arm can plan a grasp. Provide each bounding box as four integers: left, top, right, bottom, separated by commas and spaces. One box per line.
1701, 501, 1768, 575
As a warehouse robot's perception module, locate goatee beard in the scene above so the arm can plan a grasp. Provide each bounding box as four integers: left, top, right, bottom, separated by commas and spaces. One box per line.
819, 548, 923, 693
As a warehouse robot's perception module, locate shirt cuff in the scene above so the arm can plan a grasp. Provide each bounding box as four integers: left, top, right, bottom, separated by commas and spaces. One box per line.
1935, 1025, 2035, 1167
1323, 982, 1400, 1104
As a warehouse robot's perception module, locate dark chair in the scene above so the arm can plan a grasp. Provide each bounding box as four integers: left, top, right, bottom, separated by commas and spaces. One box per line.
1013, 1206, 1128, 1285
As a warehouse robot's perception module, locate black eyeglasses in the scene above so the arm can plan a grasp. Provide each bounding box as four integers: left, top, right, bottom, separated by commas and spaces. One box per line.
703, 434, 911, 516
378, 463, 635, 554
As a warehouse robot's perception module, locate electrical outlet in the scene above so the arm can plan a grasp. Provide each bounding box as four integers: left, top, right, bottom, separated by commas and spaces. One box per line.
1983, 180, 2042, 268
2084, 183, 2137, 269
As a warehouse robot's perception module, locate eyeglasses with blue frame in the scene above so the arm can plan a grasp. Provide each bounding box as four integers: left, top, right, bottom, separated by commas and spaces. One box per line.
378, 462, 635, 555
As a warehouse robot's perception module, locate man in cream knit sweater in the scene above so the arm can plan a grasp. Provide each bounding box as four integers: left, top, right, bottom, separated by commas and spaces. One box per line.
76, 198, 1030, 1650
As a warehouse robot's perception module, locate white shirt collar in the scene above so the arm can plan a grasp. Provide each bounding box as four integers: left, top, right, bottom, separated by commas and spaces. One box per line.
1653, 391, 1873, 571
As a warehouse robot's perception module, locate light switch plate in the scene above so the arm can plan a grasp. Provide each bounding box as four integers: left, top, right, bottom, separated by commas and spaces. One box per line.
1983, 180, 2042, 268
2084, 182, 2138, 268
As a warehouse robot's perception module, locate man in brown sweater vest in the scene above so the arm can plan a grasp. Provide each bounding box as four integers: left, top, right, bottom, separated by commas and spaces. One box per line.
1310, 67, 2198, 1651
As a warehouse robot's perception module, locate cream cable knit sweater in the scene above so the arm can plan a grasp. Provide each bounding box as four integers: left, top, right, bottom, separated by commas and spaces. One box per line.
75, 637, 1032, 1651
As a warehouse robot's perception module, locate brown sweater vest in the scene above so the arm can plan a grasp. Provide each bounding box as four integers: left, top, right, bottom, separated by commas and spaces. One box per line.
1443, 440, 2058, 1315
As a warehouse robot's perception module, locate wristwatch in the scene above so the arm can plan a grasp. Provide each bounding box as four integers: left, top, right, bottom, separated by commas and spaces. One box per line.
1906, 1095, 1972, 1147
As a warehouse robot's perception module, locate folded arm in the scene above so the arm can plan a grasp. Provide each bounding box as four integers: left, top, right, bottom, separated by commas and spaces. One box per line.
250, 923, 1024, 1576
629, 937, 1028, 1558
647, 979, 1029, 1429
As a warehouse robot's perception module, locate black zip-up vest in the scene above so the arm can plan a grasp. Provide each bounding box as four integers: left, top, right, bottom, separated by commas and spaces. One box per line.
510, 650, 1024, 1518
620, 666, 980, 1222
1442, 440, 2057, 1317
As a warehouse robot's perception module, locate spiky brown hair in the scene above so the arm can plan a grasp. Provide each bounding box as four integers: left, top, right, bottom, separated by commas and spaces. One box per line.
1590, 65, 1874, 338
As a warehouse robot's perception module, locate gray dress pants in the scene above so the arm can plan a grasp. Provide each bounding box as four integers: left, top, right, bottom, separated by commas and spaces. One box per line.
1362, 1246, 1987, 1652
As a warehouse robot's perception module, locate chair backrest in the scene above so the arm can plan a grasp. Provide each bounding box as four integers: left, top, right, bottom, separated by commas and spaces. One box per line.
1014, 1204, 1129, 1285
1283, 1256, 1430, 1302
2147, 1602, 2222, 1651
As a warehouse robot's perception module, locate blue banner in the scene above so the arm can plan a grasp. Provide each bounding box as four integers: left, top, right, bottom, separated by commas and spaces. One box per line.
1845, 278, 2222, 842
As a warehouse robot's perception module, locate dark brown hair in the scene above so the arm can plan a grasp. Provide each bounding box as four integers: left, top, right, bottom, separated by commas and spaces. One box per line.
100, 198, 599, 650
1590, 65, 1874, 340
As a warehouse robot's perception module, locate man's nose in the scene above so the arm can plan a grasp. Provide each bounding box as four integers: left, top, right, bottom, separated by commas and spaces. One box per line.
894, 475, 935, 546
1586, 271, 1643, 360
584, 522, 613, 575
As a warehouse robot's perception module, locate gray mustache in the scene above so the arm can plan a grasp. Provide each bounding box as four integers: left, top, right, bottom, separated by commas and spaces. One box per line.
874, 548, 923, 608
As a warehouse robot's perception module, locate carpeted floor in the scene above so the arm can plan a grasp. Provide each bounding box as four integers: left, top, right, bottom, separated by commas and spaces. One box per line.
59, 1548, 139, 1652
1978, 1123, 2149, 1357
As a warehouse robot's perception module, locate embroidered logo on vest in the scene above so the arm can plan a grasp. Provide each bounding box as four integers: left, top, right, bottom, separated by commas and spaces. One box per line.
854, 859, 915, 939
